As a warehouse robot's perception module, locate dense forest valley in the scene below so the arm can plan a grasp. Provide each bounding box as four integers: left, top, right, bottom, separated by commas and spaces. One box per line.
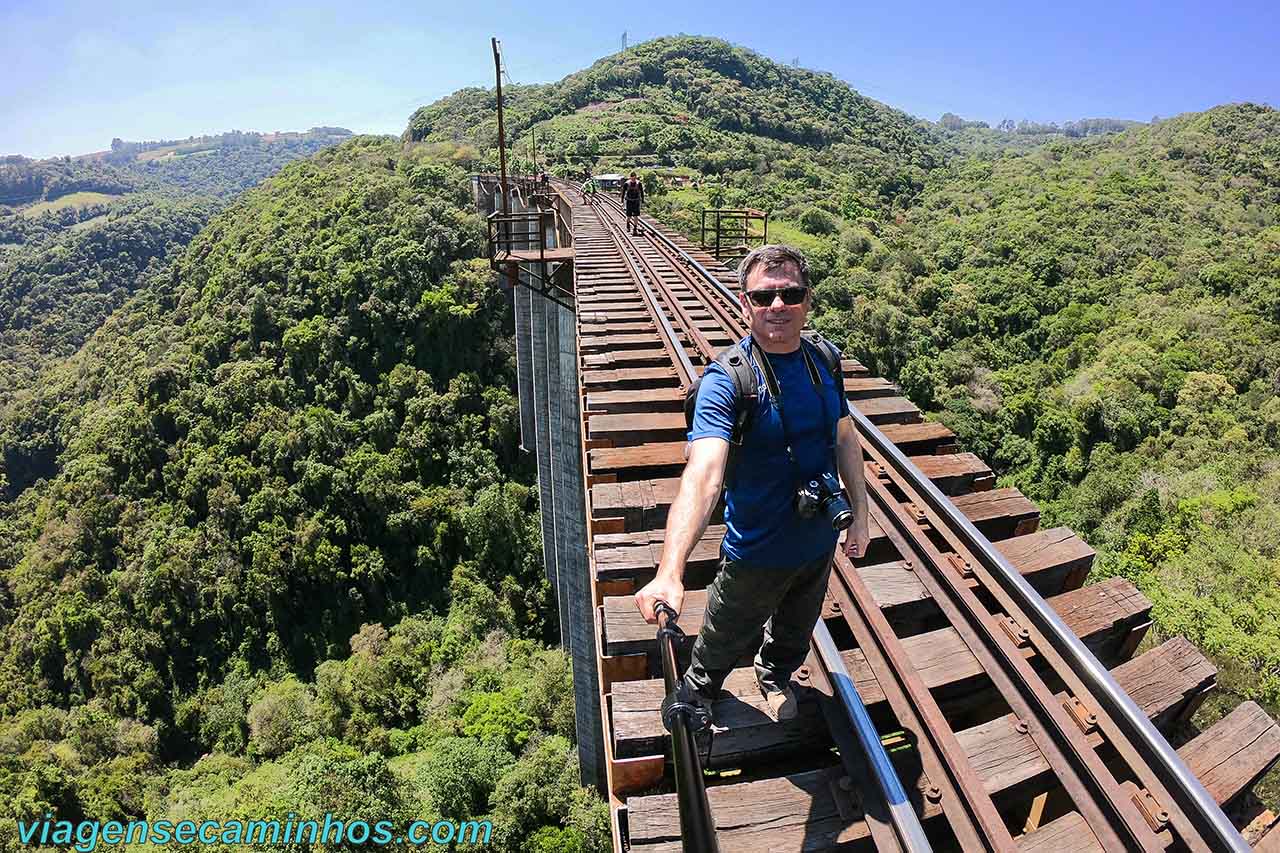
1, 34, 1277, 850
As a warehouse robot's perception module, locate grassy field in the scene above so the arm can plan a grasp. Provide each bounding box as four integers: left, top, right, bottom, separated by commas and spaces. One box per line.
757, 218, 827, 253
21, 191, 125, 217
68, 213, 110, 231
135, 145, 188, 163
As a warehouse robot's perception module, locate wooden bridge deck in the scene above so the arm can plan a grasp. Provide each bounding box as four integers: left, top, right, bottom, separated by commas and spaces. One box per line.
509, 179, 1280, 851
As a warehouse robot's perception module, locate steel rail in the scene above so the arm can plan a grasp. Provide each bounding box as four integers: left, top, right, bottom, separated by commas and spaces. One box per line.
595, 193, 747, 336
584, 198, 698, 388
877, 441, 1211, 848
901, 473, 1208, 845
847, 403, 1250, 853
812, 618, 936, 853
632, 209, 740, 306
862, 478, 1143, 851
639, 232, 747, 341
827, 548, 1014, 852
643, 240, 745, 340
613, 224, 718, 364
592, 197, 717, 369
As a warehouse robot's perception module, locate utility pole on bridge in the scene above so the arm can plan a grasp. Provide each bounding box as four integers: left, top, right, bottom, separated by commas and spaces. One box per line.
488, 37, 602, 792
492, 37, 509, 216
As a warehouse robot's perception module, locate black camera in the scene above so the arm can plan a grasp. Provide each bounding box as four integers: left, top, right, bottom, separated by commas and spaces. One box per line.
794, 472, 854, 531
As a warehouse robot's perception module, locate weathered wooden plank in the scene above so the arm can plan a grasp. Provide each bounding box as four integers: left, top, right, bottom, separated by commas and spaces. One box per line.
584, 387, 684, 414
574, 300, 642, 313
992, 526, 1095, 593
908, 452, 995, 495
1179, 701, 1280, 807
843, 376, 898, 398
1019, 700, 1280, 853
590, 442, 685, 475
840, 358, 870, 377
580, 309, 651, 323
1108, 635, 1217, 730
579, 321, 658, 335
625, 636, 1212, 851
594, 527, 723, 584
581, 366, 678, 388
950, 488, 1040, 539
590, 478, 680, 531
580, 333, 670, 353
852, 395, 922, 425
588, 411, 686, 445
582, 347, 673, 369
876, 421, 959, 455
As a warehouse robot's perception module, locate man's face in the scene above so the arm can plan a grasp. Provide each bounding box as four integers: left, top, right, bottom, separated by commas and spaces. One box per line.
740, 261, 810, 352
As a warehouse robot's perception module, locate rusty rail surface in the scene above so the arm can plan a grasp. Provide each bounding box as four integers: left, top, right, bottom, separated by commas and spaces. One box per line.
546, 179, 1274, 852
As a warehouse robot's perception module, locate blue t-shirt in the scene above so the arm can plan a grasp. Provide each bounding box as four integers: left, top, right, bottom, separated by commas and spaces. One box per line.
688, 337, 848, 567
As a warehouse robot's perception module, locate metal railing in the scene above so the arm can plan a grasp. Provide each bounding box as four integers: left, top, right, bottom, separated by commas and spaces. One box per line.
700, 208, 769, 262
485, 206, 574, 305
486, 208, 555, 267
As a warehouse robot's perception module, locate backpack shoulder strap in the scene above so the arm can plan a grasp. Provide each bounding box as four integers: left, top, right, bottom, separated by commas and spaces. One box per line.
684, 341, 759, 451
801, 330, 842, 382
716, 341, 759, 446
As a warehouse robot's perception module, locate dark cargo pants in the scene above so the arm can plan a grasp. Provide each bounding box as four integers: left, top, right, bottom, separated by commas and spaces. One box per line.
681, 550, 834, 700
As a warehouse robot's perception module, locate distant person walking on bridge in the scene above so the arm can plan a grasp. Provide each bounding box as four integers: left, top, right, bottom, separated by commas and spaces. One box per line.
621, 171, 645, 234
634, 244, 870, 723
583, 176, 599, 203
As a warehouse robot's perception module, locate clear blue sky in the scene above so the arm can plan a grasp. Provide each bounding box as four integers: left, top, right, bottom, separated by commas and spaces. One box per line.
4, 0, 1278, 158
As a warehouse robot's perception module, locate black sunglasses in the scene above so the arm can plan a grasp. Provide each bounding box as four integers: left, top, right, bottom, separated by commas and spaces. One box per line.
745, 286, 808, 307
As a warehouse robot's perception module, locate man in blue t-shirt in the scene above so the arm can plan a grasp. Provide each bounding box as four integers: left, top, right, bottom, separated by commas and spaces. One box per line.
634, 244, 870, 722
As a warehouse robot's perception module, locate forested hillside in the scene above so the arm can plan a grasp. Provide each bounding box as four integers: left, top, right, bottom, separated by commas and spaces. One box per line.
0, 138, 605, 851
0, 129, 354, 441
408, 36, 944, 220
1, 33, 1277, 848
813, 102, 1280, 709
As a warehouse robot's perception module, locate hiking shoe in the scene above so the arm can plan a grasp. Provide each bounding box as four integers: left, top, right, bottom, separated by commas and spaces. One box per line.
761, 684, 799, 721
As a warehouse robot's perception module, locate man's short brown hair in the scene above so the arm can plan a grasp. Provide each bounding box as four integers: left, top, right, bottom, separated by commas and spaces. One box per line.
738, 244, 809, 292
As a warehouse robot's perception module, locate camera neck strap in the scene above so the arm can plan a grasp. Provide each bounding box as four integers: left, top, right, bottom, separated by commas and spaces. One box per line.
747, 336, 837, 473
